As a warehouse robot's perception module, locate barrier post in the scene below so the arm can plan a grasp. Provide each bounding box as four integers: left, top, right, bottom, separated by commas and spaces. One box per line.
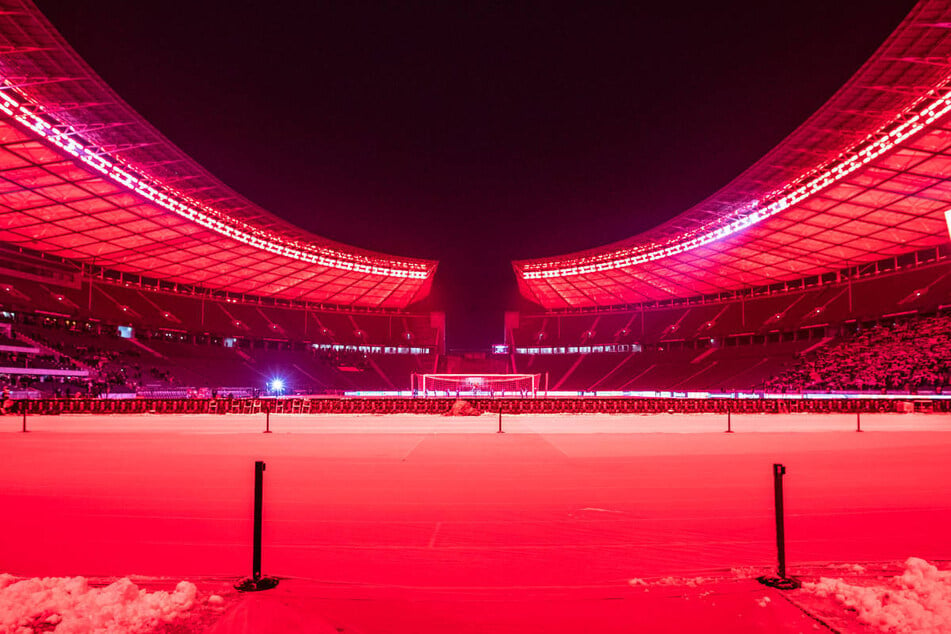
856, 411, 862, 433
264, 403, 272, 434
252, 461, 265, 580
773, 463, 787, 578
236, 461, 278, 591
497, 406, 504, 434
21, 402, 27, 433
725, 409, 733, 433
757, 463, 800, 589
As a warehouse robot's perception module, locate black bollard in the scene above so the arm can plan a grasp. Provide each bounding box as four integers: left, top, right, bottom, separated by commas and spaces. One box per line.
497, 407, 504, 434
773, 463, 787, 578
252, 460, 264, 580
757, 463, 800, 589
264, 406, 272, 434
235, 460, 278, 591
856, 411, 862, 433
725, 409, 733, 433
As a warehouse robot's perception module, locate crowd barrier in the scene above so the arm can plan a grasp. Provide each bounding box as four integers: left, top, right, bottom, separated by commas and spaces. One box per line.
9, 396, 951, 416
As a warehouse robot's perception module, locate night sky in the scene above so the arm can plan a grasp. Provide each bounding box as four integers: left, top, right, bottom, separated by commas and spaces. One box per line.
35, 0, 917, 348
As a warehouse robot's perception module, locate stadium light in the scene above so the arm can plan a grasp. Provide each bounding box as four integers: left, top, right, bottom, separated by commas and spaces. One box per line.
268, 378, 285, 394
521, 80, 951, 279
0, 86, 431, 280
946, 208, 951, 240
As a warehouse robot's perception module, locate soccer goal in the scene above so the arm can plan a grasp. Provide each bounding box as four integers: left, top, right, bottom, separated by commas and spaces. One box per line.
412, 373, 544, 396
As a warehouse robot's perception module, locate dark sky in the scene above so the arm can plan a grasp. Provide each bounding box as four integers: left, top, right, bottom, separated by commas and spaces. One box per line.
35, 0, 917, 348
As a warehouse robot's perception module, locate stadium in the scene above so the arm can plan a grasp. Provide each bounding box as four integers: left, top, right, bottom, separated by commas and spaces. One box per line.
2, 0, 951, 632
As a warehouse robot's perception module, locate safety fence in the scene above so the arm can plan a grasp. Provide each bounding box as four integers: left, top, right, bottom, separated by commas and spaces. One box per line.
9, 395, 951, 416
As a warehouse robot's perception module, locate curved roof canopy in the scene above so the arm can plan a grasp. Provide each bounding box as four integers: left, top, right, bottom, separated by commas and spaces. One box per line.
515, 0, 951, 309
0, 0, 436, 308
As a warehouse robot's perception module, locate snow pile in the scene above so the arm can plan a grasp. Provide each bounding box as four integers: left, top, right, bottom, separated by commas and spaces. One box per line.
804, 557, 951, 632
827, 563, 867, 573
655, 575, 714, 587
627, 574, 718, 592
0, 573, 199, 633
443, 400, 482, 416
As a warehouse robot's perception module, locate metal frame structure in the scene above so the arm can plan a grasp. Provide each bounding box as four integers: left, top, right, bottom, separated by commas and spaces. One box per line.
413, 373, 543, 396
514, 0, 951, 309
0, 0, 436, 309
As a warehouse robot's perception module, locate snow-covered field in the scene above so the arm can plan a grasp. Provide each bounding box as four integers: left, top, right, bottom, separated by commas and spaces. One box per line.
1, 411, 950, 632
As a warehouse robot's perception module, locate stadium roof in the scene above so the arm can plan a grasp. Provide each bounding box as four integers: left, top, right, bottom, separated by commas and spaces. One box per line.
0, 0, 436, 309
514, 0, 951, 309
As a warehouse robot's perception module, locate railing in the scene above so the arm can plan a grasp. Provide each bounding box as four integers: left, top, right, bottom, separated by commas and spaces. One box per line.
10, 395, 950, 416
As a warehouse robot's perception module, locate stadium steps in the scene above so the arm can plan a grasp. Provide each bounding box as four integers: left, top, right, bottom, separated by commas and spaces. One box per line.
617, 312, 638, 339
720, 357, 773, 389
552, 354, 586, 390
346, 315, 364, 342
619, 363, 657, 390
214, 303, 251, 332
39, 282, 82, 312
134, 289, 182, 325
365, 356, 395, 389
128, 338, 167, 360
0, 284, 32, 305
256, 307, 286, 335
537, 315, 550, 344
307, 312, 330, 338
291, 363, 327, 389
798, 288, 848, 327
92, 284, 141, 320
586, 315, 602, 342
589, 352, 636, 390
694, 304, 731, 337
897, 269, 951, 307
670, 360, 718, 390
758, 293, 809, 331
243, 361, 267, 381
12, 331, 93, 375
799, 336, 835, 357
659, 307, 691, 338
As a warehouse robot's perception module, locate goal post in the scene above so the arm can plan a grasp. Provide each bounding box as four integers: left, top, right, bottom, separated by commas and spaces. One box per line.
412, 373, 542, 396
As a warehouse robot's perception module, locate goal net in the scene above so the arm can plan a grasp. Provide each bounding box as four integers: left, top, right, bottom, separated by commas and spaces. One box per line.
414, 373, 541, 396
